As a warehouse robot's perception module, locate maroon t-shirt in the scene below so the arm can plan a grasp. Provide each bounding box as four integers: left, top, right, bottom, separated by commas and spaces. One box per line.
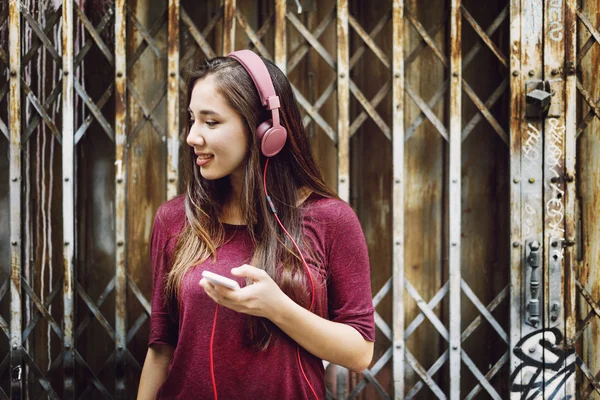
148, 194, 375, 399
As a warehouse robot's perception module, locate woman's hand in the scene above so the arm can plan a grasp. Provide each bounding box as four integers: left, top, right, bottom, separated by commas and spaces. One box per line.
200, 264, 374, 372
199, 264, 288, 321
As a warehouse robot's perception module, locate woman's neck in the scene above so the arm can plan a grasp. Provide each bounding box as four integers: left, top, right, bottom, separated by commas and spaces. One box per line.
220, 174, 244, 225
220, 197, 244, 225
219, 186, 313, 226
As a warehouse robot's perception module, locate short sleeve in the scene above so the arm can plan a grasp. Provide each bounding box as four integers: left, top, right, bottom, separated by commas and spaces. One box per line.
326, 204, 375, 342
148, 209, 179, 347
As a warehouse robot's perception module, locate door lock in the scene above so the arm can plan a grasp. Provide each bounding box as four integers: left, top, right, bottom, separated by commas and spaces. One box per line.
526, 81, 555, 119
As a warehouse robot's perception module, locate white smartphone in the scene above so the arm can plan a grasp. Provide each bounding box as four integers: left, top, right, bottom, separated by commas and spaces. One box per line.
201, 270, 240, 291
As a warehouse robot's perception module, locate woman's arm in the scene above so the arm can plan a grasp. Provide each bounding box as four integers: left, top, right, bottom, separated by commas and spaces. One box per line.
271, 292, 374, 373
137, 344, 174, 400
200, 265, 374, 373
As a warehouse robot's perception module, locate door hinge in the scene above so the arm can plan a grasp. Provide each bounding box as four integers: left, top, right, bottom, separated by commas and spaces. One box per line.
526, 240, 541, 327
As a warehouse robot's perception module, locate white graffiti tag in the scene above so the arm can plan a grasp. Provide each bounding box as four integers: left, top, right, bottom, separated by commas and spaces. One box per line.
523, 123, 541, 164
548, 0, 563, 42
511, 328, 578, 399
546, 119, 566, 242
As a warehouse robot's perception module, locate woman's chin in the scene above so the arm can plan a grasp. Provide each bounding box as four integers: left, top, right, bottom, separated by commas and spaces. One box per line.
200, 171, 216, 180
199, 169, 224, 181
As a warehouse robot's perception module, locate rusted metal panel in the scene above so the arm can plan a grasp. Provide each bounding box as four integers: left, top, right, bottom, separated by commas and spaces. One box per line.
392, 1, 404, 397
543, 0, 566, 330
336, 0, 349, 203
235, 7, 271, 59
577, 0, 600, 396
449, 0, 462, 397
509, 0, 523, 395
274, 0, 286, 73
127, 6, 171, 389
342, 3, 394, 396
510, 0, 545, 398
287, 8, 334, 72
62, 0, 75, 397
8, 0, 23, 397
223, 0, 236, 54
456, 4, 511, 396
543, 0, 575, 397
401, 1, 445, 394
167, 0, 180, 200
115, 0, 128, 397
347, 15, 389, 69
181, 8, 217, 59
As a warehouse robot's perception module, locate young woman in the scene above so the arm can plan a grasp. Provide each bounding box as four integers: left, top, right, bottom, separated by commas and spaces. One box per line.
137, 50, 375, 400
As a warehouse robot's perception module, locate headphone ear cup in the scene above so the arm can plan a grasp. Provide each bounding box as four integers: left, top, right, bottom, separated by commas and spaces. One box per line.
256, 119, 272, 141
257, 120, 287, 157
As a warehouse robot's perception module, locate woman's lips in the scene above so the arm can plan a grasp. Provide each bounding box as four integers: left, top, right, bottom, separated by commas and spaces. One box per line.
196, 155, 214, 166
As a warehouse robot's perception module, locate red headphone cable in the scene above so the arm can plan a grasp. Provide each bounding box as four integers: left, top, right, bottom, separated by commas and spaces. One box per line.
209, 304, 219, 400
207, 159, 319, 400
264, 159, 319, 400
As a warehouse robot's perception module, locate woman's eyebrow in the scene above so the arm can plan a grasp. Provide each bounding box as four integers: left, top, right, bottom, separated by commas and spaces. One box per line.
199, 109, 221, 116
188, 108, 222, 117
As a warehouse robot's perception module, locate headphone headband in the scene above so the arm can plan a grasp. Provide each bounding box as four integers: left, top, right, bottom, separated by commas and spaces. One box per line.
228, 50, 287, 157
228, 50, 278, 109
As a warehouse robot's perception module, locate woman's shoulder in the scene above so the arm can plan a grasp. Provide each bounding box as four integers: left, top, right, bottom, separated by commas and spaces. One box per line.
154, 194, 187, 236
302, 193, 360, 229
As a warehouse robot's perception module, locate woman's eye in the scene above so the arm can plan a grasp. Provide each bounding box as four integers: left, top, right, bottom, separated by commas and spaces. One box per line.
189, 118, 195, 125
206, 121, 219, 127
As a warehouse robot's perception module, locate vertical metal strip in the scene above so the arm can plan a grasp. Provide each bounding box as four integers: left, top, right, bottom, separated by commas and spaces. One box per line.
512, 0, 544, 397
167, 0, 180, 200
62, 0, 75, 397
449, 1, 462, 397
114, 0, 127, 397
8, 0, 22, 397
391, 0, 405, 397
542, 0, 568, 395
563, 0, 577, 396
509, 0, 523, 394
223, 0, 236, 55
336, 0, 349, 203
274, 0, 287, 73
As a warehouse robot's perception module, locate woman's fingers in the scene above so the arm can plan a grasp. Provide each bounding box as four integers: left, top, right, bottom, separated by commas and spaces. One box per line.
199, 280, 218, 303
200, 278, 243, 304
200, 275, 272, 317
231, 264, 267, 282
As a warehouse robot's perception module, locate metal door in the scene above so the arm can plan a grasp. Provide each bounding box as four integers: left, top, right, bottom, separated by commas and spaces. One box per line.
509, 0, 600, 399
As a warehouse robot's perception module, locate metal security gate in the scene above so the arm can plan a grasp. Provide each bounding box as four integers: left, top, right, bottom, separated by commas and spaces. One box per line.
0, 0, 599, 399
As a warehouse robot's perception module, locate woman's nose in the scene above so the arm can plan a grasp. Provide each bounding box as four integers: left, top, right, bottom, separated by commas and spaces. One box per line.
186, 123, 205, 147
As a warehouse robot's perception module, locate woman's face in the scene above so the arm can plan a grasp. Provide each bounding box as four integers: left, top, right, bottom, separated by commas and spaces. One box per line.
186, 74, 250, 182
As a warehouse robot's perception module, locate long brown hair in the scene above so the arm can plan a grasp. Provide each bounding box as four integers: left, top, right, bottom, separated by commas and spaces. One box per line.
167, 55, 338, 348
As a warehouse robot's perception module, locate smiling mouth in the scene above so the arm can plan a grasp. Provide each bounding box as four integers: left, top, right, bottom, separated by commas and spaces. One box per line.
196, 154, 214, 166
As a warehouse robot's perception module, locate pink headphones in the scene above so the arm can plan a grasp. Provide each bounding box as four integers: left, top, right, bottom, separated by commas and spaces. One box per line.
228, 50, 287, 157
